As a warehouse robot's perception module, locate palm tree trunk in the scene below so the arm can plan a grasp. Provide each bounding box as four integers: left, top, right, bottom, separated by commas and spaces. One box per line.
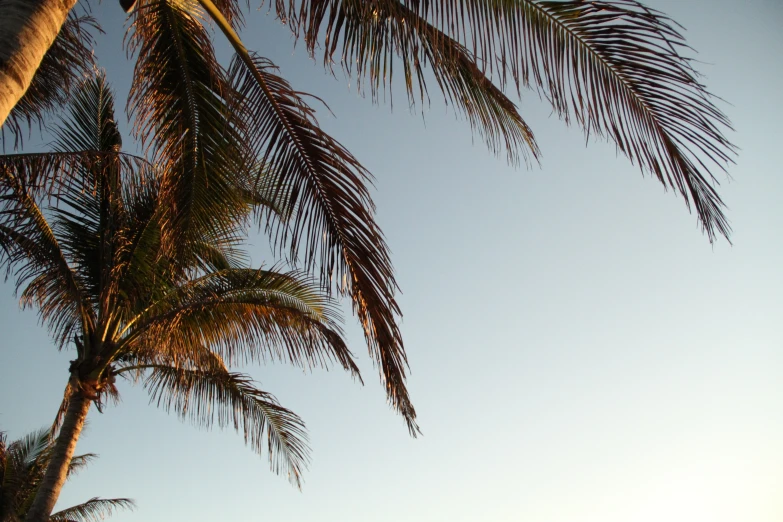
0, 0, 77, 127
24, 390, 91, 522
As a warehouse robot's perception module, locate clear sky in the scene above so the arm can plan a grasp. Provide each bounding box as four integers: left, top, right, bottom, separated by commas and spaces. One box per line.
1, 1, 781, 521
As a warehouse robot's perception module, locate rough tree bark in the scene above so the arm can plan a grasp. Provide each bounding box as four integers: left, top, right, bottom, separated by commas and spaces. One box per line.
0, 0, 77, 127
24, 390, 91, 522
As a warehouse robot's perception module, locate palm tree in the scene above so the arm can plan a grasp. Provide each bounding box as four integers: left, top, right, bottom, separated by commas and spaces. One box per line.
0, 2, 736, 429
1, 72, 365, 521
0, 1, 735, 242
0, 429, 134, 522
0, 1, 736, 516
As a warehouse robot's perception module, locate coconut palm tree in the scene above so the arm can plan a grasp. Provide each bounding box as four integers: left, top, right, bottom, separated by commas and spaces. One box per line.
0, 429, 134, 522
0, 1, 735, 240
1, 0, 736, 435
0, 2, 736, 516
1, 72, 365, 521
0, 2, 736, 436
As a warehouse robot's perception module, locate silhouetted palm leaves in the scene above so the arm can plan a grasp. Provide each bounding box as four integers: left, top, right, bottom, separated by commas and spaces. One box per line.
285, 0, 735, 240
0, 429, 134, 522
0, 74, 361, 488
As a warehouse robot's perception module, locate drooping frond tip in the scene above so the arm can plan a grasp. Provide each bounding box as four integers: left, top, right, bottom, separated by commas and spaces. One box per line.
280, 0, 736, 241
227, 53, 418, 433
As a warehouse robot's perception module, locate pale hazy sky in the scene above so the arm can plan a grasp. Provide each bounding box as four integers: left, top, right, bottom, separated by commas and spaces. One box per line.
1, 1, 781, 521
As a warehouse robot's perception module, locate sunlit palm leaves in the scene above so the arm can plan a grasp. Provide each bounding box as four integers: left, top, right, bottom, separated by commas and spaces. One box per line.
128, 0, 251, 273
126, 0, 418, 432
2, 1, 738, 493
132, 0, 735, 436
282, 0, 735, 240
93, 0, 737, 439
0, 430, 134, 522
226, 53, 416, 430
140, 361, 311, 483
1, 74, 359, 486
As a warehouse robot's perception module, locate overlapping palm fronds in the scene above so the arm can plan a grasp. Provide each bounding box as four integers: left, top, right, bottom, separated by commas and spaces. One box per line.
0, 430, 134, 522
125, 0, 419, 432
1, 72, 362, 493
1, 2, 738, 513
119, 0, 736, 439
281, 0, 735, 240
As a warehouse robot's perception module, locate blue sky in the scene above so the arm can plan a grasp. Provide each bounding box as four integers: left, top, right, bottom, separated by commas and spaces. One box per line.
1, 1, 781, 521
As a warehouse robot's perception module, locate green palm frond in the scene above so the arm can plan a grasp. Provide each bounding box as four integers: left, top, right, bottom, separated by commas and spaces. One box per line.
50, 497, 135, 522
140, 361, 310, 487
287, 0, 735, 241
8, 429, 50, 467
2, 12, 100, 149
51, 72, 122, 155
122, 268, 360, 377
0, 429, 49, 516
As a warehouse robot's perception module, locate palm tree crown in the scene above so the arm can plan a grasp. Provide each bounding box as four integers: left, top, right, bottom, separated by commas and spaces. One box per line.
3, 0, 736, 440
0, 2, 737, 519
1, 72, 370, 519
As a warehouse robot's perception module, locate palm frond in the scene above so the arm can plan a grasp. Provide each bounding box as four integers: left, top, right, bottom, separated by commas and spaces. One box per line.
142, 361, 310, 487
0, 74, 156, 348
2, 12, 100, 149
0, 430, 49, 522
0, 154, 96, 348
0, 428, 108, 522
121, 268, 361, 377
48, 74, 136, 332
66, 454, 98, 478
287, 0, 735, 241
226, 53, 416, 433
50, 497, 135, 522
294, 0, 540, 165
9, 429, 50, 466
127, 0, 252, 270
